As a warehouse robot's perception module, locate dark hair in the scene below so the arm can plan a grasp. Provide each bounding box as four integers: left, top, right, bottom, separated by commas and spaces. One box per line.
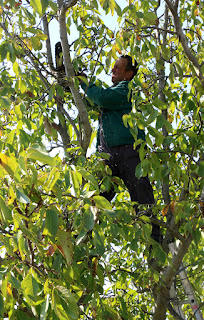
121, 55, 138, 79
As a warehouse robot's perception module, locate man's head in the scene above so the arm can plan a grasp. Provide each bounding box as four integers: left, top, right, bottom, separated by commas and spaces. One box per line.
111, 55, 138, 84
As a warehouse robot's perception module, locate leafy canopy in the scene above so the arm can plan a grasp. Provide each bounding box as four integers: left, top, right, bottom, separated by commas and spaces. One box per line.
0, 0, 203, 319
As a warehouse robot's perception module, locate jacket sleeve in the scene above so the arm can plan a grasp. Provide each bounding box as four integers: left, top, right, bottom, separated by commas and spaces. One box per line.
81, 81, 131, 110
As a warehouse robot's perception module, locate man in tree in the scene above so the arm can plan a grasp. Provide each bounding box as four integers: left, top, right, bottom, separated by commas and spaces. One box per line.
81, 55, 161, 242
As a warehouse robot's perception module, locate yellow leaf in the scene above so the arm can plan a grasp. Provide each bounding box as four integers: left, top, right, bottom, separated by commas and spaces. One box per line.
186, 32, 193, 41
7, 283, 12, 295
194, 8, 199, 16
113, 43, 122, 54
0, 153, 15, 177
7, 186, 16, 205
24, 38, 32, 50
167, 114, 174, 123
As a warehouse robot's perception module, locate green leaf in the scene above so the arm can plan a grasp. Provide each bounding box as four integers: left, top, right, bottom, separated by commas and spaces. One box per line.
21, 269, 39, 302
96, 152, 110, 160
0, 97, 10, 109
46, 167, 61, 190
0, 293, 4, 317
18, 231, 27, 260
156, 114, 165, 129
141, 158, 151, 176
139, 215, 151, 223
148, 126, 164, 140
70, 169, 82, 196
40, 294, 49, 320
102, 303, 120, 319
16, 311, 32, 320
14, 214, 41, 247
83, 209, 94, 231
93, 195, 112, 210
56, 286, 78, 319
8, 272, 21, 290
64, 170, 70, 189
30, 0, 43, 16
198, 161, 204, 177
56, 84, 64, 98
143, 12, 157, 24
75, 229, 87, 245
135, 162, 143, 178
0, 195, 12, 221
45, 208, 59, 237
30, 36, 42, 50
78, 168, 99, 192
19, 155, 27, 175
16, 187, 30, 204
49, 0, 58, 11
52, 288, 73, 320
130, 236, 138, 252
27, 146, 55, 166
153, 97, 167, 109
93, 227, 105, 255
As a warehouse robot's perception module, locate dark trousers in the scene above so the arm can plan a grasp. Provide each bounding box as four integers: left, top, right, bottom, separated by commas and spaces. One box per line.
99, 144, 161, 243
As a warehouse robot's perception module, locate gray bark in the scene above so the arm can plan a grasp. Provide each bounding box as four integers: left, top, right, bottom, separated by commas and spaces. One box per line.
57, 0, 92, 153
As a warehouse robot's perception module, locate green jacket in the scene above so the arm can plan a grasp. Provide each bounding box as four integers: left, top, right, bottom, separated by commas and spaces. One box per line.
82, 80, 145, 148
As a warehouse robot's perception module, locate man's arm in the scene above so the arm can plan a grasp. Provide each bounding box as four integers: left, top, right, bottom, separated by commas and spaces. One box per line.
81, 81, 131, 110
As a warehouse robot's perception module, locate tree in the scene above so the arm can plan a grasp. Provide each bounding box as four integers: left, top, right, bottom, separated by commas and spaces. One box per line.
0, 0, 203, 319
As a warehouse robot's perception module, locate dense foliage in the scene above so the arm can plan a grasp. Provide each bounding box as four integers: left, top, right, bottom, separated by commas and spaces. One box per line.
0, 0, 203, 319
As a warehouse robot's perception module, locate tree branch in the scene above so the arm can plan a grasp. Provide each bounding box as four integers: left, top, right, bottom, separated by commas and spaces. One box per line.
150, 216, 185, 243
167, 302, 185, 320
55, 97, 72, 152
59, 0, 78, 12
164, 0, 204, 85
153, 235, 193, 320
42, 14, 55, 71
56, 97, 80, 142
57, 0, 92, 153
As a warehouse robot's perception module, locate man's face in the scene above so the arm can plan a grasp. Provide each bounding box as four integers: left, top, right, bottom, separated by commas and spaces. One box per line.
111, 58, 133, 84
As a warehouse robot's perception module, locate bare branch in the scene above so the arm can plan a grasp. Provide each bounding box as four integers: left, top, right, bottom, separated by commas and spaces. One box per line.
42, 14, 55, 71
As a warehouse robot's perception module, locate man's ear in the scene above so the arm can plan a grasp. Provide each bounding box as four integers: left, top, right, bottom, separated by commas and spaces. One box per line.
127, 70, 134, 81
